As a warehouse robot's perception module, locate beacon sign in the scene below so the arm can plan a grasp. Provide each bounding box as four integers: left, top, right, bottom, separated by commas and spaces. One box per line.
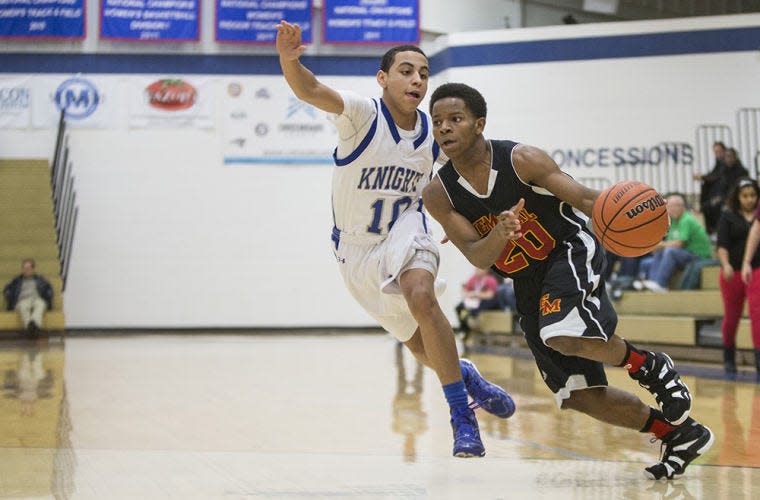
54, 77, 100, 120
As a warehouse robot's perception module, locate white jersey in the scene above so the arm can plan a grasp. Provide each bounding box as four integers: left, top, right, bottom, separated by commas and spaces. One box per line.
328, 91, 446, 341
329, 91, 441, 244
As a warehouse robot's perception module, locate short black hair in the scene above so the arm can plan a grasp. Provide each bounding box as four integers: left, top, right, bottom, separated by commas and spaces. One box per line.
379, 45, 427, 72
429, 83, 487, 119
726, 177, 759, 213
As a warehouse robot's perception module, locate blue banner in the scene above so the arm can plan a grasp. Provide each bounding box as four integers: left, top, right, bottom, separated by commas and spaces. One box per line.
100, 0, 199, 41
323, 0, 418, 44
0, 1, 85, 39
215, 0, 311, 44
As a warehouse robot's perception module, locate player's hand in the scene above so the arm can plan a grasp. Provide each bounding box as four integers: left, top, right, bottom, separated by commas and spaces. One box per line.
440, 235, 450, 244
495, 198, 524, 240
276, 20, 306, 60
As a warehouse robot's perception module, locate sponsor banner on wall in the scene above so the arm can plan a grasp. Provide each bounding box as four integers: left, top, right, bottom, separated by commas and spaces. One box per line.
0, 77, 32, 128
0, 0, 85, 39
129, 78, 213, 128
222, 77, 339, 164
323, 0, 418, 44
100, 0, 200, 42
31, 76, 118, 129
215, 0, 312, 44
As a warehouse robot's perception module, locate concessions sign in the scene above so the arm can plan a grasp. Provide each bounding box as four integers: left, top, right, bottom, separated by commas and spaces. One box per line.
216, 0, 312, 44
323, 0, 418, 44
0, 0, 85, 39
100, 0, 200, 41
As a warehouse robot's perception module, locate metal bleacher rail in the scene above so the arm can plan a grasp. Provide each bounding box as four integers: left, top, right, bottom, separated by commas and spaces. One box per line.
737, 108, 760, 178
51, 110, 79, 292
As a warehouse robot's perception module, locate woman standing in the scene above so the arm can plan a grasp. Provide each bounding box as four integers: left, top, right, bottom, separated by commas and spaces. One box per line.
717, 178, 760, 379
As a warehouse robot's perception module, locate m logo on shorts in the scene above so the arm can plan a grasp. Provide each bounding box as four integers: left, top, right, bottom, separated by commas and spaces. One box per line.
540, 293, 561, 315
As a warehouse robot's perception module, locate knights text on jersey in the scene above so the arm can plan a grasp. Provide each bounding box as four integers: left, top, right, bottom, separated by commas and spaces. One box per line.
331, 97, 439, 242
436, 139, 593, 279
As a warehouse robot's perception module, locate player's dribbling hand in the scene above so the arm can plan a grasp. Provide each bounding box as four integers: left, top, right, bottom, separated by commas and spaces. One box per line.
496, 198, 524, 240
276, 21, 306, 60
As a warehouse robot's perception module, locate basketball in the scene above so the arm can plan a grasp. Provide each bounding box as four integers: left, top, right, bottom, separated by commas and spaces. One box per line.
591, 180, 669, 257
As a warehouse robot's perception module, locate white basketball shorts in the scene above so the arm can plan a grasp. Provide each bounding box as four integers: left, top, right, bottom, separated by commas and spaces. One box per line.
334, 209, 445, 342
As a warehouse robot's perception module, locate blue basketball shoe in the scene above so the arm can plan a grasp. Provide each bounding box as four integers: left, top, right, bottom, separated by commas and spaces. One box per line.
450, 405, 486, 457
460, 358, 516, 419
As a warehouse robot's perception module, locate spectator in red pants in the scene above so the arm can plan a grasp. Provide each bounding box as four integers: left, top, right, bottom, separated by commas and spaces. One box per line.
718, 178, 760, 379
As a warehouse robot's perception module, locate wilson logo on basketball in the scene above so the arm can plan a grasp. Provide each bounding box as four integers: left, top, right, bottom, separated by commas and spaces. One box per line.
624, 194, 666, 219
145, 79, 196, 111
540, 293, 561, 315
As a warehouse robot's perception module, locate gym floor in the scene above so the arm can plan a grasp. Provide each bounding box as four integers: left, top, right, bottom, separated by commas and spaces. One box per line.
1, 333, 758, 499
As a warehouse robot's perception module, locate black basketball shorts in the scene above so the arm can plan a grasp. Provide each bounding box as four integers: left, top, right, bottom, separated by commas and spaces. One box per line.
514, 232, 618, 406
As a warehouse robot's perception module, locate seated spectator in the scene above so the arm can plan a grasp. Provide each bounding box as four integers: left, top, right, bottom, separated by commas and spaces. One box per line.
3, 258, 53, 336
455, 267, 501, 337
606, 252, 647, 298
495, 277, 516, 312
717, 178, 760, 379
640, 193, 713, 292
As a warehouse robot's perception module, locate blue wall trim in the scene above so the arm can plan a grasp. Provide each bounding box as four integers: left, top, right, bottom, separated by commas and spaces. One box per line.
1, 25, 757, 75
0, 53, 381, 76
430, 26, 760, 69
225, 156, 334, 164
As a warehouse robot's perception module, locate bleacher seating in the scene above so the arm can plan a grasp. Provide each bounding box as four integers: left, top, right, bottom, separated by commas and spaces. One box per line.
468, 266, 754, 355
0, 159, 65, 333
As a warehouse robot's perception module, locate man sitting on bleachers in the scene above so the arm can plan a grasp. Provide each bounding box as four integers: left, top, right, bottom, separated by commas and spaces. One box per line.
3, 258, 53, 336
640, 193, 713, 292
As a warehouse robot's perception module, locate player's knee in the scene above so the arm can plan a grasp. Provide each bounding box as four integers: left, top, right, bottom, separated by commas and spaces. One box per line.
404, 285, 437, 315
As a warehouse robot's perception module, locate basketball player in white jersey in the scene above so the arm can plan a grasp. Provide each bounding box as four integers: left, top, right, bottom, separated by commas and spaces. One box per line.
276, 20, 515, 457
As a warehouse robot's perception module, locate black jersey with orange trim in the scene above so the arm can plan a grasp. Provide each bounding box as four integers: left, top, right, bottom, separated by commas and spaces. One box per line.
436, 139, 595, 279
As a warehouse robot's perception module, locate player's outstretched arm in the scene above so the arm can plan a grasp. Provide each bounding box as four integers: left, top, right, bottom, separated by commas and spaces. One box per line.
512, 144, 601, 217
276, 20, 343, 114
423, 177, 522, 269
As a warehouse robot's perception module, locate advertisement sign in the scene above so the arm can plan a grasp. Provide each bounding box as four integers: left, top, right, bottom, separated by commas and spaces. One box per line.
129, 77, 214, 128
0, 77, 32, 128
222, 77, 340, 164
32, 76, 118, 129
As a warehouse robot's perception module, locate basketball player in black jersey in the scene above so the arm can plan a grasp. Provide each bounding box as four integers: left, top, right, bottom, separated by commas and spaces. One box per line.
422, 82, 713, 480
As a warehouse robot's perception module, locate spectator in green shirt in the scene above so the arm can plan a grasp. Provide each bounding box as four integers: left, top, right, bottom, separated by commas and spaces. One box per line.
641, 193, 713, 292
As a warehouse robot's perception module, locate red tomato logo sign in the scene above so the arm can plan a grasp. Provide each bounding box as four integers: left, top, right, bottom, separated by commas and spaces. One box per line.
145, 79, 196, 111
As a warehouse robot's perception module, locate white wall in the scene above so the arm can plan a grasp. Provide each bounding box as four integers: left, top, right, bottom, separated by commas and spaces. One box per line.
1, 14, 759, 328
420, 0, 520, 32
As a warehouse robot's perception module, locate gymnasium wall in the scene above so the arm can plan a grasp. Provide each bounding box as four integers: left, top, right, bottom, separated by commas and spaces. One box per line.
0, 14, 758, 328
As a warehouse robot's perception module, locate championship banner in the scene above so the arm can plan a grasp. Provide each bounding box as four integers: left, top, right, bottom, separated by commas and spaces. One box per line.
323, 0, 418, 44
31, 76, 119, 129
0, 77, 32, 129
215, 0, 312, 44
129, 77, 214, 128
0, 1, 85, 39
100, 0, 200, 42
222, 77, 339, 164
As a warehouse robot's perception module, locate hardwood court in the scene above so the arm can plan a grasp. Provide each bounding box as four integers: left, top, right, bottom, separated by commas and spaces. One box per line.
1, 333, 758, 499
